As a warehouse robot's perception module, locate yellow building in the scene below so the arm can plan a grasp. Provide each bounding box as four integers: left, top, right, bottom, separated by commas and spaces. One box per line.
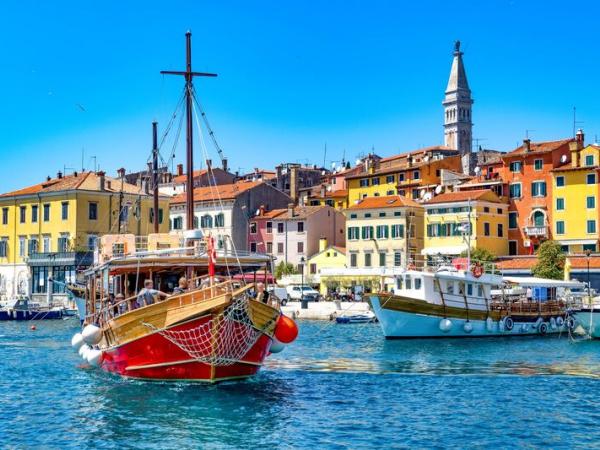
0, 171, 170, 302
422, 189, 508, 258
307, 238, 347, 294
551, 143, 600, 253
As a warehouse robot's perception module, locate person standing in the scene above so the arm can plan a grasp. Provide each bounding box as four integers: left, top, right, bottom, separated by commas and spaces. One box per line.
136, 279, 168, 308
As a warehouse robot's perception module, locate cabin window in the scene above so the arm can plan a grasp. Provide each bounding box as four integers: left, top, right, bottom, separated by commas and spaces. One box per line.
458, 282, 465, 295
414, 278, 422, 290
405, 276, 412, 289
446, 281, 454, 294
396, 277, 403, 290
477, 284, 484, 298
467, 283, 473, 296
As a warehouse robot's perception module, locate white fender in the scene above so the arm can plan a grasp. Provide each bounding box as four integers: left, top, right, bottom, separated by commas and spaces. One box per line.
71, 333, 84, 350
463, 321, 473, 333
82, 324, 103, 345
550, 317, 557, 330
86, 349, 103, 367
486, 317, 494, 332
439, 318, 452, 333
78, 343, 91, 359
270, 337, 286, 354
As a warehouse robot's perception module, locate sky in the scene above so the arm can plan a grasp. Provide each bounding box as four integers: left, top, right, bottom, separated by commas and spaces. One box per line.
1, 0, 599, 193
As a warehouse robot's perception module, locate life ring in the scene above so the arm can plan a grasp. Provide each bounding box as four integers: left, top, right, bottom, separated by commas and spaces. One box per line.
538, 322, 548, 335
556, 316, 565, 327
471, 263, 484, 278
566, 316, 576, 330
503, 316, 514, 331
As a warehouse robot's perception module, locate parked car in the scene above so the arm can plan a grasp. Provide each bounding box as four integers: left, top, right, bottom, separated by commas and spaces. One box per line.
267, 286, 289, 305
286, 285, 320, 302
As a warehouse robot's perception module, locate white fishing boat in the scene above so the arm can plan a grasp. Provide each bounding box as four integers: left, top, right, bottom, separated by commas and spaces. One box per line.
368, 263, 584, 338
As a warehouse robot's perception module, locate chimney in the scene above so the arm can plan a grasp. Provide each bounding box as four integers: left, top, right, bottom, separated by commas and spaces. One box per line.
106, 180, 112, 190
57, 171, 63, 179
222, 157, 228, 172
290, 166, 299, 203
259, 204, 266, 216
523, 139, 531, 153
97, 171, 106, 191
288, 203, 295, 218
319, 237, 328, 253
407, 155, 413, 167
73, 171, 78, 177
117, 167, 126, 179
176, 164, 184, 177
569, 141, 579, 167
206, 159, 212, 171
576, 129, 585, 150
46, 176, 51, 181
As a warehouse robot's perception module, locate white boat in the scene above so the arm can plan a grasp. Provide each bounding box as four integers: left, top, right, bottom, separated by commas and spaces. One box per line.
573, 296, 600, 338
369, 265, 583, 339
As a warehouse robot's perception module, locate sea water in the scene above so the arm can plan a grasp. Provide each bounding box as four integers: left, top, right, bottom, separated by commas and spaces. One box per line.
1, 319, 600, 449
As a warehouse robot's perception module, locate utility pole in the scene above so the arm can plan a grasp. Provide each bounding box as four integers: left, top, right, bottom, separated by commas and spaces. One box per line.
152, 121, 160, 233
161, 31, 217, 230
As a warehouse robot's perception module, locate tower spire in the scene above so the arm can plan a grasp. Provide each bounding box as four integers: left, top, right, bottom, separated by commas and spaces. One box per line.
443, 40, 473, 175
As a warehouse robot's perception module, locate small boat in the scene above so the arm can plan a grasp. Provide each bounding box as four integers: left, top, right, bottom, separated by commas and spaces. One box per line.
573, 297, 600, 338
335, 312, 376, 324
368, 263, 584, 339
0, 298, 64, 321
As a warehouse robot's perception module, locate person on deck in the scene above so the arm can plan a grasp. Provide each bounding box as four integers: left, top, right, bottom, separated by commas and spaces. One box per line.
136, 279, 168, 308
255, 282, 270, 304
172, 277, 189, 295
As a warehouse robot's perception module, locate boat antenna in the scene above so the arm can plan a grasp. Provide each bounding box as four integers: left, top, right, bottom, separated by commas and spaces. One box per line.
161, 31, 217, 230
152, 121, 160, 234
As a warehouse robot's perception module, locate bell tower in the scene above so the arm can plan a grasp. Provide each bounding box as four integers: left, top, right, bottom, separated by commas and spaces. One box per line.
443, 40, 473, 174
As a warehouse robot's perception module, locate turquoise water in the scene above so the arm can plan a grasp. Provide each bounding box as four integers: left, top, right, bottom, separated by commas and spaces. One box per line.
2, 319, 600, 449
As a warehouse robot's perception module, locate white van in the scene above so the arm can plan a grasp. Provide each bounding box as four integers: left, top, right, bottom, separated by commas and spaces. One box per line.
286, 285, 320, 302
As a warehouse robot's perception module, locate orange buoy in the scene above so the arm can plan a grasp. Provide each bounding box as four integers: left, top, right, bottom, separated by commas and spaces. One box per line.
274, 315, 298, 344
30, 325, 37, 331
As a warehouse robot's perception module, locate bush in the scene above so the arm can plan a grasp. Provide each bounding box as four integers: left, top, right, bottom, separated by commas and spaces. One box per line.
532, 240, 565, 280
460, 247, 495, 262
275, 261, 298, 280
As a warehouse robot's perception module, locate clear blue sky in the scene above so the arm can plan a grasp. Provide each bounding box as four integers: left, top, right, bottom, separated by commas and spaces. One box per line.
1, 0, 599, 193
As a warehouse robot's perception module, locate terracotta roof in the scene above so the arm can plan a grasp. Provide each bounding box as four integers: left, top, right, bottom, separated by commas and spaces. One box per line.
551, 164, 600, 173
347, 195, 421, 210
170, 180, 263, 204
568, 256, 600, 269
252, 205, 329, 221
0, 172, 148, 198
424, 189, 504, 205
254, 209, 287, 220
345, 154, 461, 180
379, 145, 456, 163
495, 257, 538, 270
503, 138, 573, 158
325, 189, 348, 198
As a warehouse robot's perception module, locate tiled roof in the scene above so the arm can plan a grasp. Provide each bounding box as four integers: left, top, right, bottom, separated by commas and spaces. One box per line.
379, 145, 455, 163
503, 138, 573, 157
252, 205, 329, 221
551, 164, 600, 173
170, 180, 263, 204
567, 256, 600, 269
495, 257, 538, 270
347, 195, 421, 210
346, 154, 460, 180
0, 172, 148, 198
424, 189, 504, 205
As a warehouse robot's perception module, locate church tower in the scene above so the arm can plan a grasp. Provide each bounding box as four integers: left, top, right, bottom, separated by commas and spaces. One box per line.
443, 41, 473, 174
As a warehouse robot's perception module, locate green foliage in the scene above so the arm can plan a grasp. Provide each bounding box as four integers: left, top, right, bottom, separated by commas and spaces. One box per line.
532, 240, 565, 280
275, 261, 298, 279
460, 247, 496, 262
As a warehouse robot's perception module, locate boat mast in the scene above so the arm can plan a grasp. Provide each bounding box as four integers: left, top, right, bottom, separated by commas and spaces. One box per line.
161, 31, 217, 230
152, 121, 160, 234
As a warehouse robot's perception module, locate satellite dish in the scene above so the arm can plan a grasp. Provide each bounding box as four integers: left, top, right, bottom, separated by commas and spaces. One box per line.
474, 166, 481, 174
321, 170, 326, 176
424, 155, 430, 162
561, 154, 567, 163
424, 192, 433, 201
255, 209, 261, 216
355, 159, 361, 166
252, 176, 257, 182
435, 185, 443, 194
327, 185, 332, 192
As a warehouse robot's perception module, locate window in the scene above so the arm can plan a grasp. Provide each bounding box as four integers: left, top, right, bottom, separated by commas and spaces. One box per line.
587, 196, 596, 209
556, 176, 565, 187
477, 284, 484, 298
58, 235, 69, 252
394, 211, 401, 217
27, 237, 37, 255
350, 253, 358, 267
364, 213, 372, 218
484, 222, 490, 236
43, 235, 50, 253
297, 242, 304, 253
398, 173, 405, 182
405, 276, 412, 289
446, 281, 454, 294
277, 243, 284, 254
19, 237, 26, 257
509, 183, 521, 199
376, 225, 389, 239
509, 212, 518, 229
379, 212, 386, 217
2, 208, 7, 225
583, 244, 597, 252
309, 263, 317, 275
266, 221, 273, 234
509, 161, 522, 172
586, 155, 595, 166
379, 252, 386, 267
415, 278, 422, 290
31, 205, 38, 223
361, 226, 374, 240
277, 223, 284, 233
393, 251, 402, 267
372, 178, 380, 186
43, 204, 50, 221
88, 202, 98, 220
0, 239, 7, 257
359, 178, 369, 187
391, 224, 404, 238
531, 181, 547, 197
61, 202, 69, 220
509, 241, 517, 256
19, 206, 26, 224
264, 242, 271, 253
413, 170, 420, 180
386, 175, 395, 183
214, 213, 224, 227
587, 173, 596, 184
412, 189, 419, 200
172, 217, 183, 230
484, 207, 490, 213
349, 214, 357, 219
87, 235, 98, 251
556, 198, 565, 211
250, 242, 257, 252
297, 222, 304, 232
556, 221, 565, 235
587, 220, 597, 234
497, 208, 502, 214
348, 227, 360, 240
467, 283, 473, 296
534, 159, 543, 171
249, 222, 257, 234
386, 190, 395, 195
201, 215, 213, 228
365, 253, 372, 267
120, 206, 129, 224
496, 223, 503, 237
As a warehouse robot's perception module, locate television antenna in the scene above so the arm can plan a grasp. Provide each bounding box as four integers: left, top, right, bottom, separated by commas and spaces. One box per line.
573, 107, 584, 137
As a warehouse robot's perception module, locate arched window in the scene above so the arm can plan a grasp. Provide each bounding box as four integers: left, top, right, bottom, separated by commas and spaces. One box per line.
201, 214, 213, 228
532, 210, 545, 227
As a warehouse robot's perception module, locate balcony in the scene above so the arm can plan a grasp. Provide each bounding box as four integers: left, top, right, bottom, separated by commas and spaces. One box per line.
524, 226, 548, 237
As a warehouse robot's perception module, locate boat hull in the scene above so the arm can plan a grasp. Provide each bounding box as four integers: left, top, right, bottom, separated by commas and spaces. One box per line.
0, 309, 64, 321
370, 295, 570, 338
574, 309, 600, 338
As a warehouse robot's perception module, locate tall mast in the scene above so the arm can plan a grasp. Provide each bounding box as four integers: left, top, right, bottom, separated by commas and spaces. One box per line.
161, 31, 217, 230
152, 121, 160, 234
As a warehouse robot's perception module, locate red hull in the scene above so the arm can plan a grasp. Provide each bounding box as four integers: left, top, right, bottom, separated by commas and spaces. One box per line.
101, 315, 273, 382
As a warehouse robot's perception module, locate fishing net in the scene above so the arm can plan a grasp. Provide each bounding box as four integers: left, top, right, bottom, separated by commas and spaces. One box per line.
145, 297, 262, 366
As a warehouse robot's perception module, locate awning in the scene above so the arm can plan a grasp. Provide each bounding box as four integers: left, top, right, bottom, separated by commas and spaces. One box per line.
421, 245, 468, 256
503, 276, 585, 288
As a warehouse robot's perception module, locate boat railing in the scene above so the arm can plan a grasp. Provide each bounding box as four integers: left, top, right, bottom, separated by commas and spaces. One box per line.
408, 255, 500, 276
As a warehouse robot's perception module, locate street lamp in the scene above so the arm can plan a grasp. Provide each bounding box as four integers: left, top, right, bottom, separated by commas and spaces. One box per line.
585, 249, 592, 302
300, 256, 306, 309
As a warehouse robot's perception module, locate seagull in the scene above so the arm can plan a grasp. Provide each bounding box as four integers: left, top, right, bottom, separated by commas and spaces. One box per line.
76, 103, 86, 112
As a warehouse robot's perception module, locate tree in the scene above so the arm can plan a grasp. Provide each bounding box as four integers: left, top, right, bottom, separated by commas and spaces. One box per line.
461, 247, 495, 262
531, 240, 565, 280
275, 261, 298, 280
